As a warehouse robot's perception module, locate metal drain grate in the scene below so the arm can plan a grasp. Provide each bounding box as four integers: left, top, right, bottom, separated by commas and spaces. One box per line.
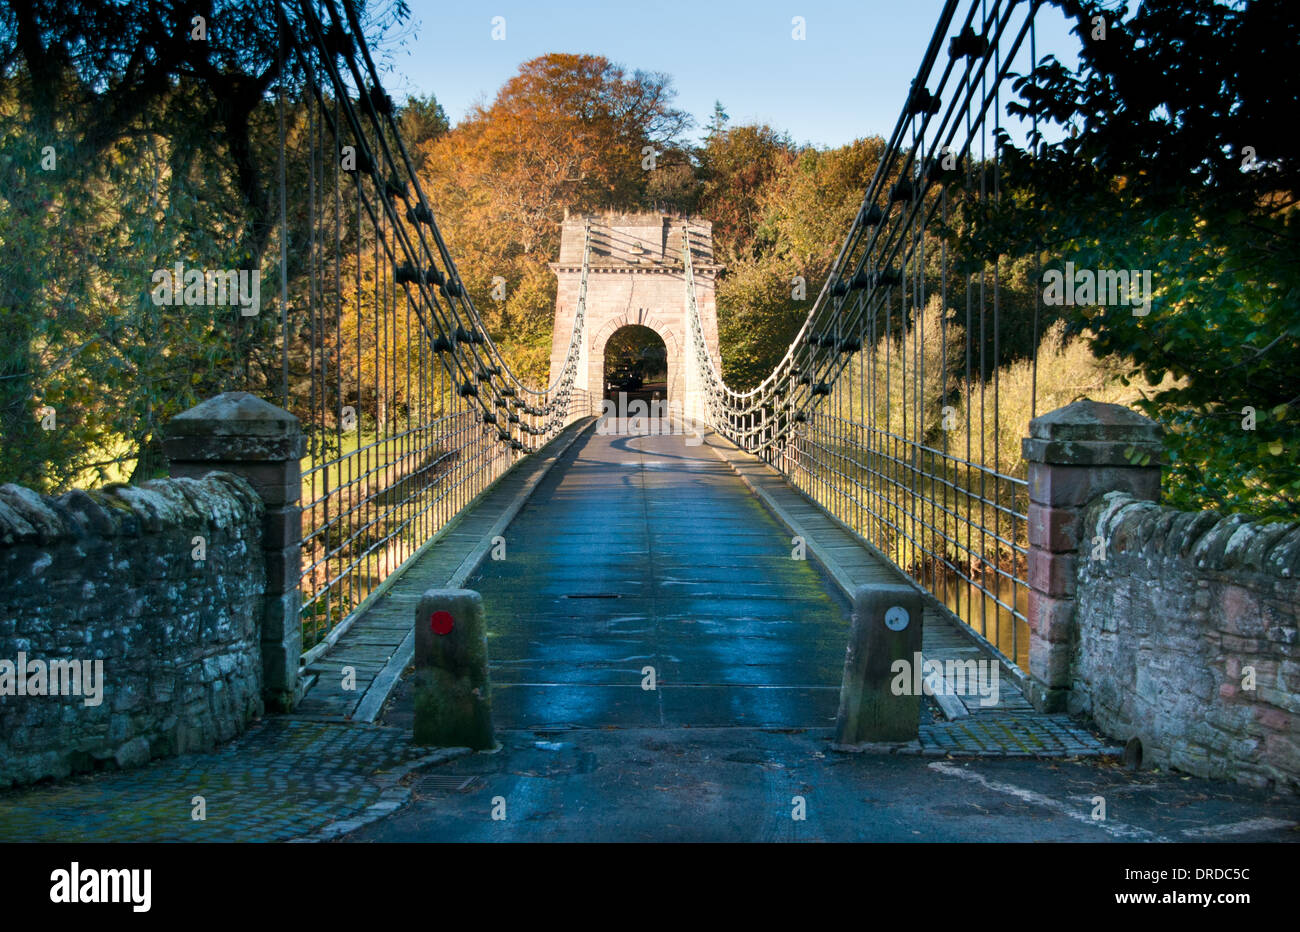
413, 775, 480, 794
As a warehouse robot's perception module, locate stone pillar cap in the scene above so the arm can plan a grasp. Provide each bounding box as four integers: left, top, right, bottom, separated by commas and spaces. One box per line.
1029, 399, 1163, 442
1023, 399, 1163, 466
163, 392, 306, 462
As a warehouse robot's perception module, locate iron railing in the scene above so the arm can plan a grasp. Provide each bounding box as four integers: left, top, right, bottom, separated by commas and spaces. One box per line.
684, 0, 1053, 671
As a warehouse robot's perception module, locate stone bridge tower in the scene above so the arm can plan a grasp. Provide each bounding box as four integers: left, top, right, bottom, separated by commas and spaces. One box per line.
548, 212, 722, 423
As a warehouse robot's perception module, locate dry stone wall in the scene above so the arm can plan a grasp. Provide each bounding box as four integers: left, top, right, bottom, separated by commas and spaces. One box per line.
0, 473, 266, 787
1072, 491, 1300, 792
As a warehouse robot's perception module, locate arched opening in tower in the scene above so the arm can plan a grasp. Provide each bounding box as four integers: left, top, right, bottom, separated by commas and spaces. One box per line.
603, 324, 668, 405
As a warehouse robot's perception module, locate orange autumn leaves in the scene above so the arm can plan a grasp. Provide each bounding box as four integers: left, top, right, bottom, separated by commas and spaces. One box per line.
411, 55, 692, 374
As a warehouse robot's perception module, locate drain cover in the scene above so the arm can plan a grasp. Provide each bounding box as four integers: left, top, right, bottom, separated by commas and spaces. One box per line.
414, 775, 479, 794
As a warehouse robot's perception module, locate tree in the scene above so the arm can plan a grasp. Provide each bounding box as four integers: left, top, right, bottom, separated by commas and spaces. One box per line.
986, 0, 1300, 516
0, 0, 412, 488
399, 92, 448, 172
705, 100, 729, 140
696, 124, 796, 265
710, 135, 886, 388
418, 53, 692, 379
0, 0, 289, 486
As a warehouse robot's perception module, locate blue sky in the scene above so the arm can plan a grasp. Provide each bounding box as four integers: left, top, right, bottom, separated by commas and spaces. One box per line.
373, 0, 1082, 150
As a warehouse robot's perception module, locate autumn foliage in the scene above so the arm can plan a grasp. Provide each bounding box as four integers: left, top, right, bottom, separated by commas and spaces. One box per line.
413, 53, 880, 387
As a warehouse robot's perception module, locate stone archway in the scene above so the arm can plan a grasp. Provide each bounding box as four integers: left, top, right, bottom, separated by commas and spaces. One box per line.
590, 311, 682, 410
602, 323, 669, 401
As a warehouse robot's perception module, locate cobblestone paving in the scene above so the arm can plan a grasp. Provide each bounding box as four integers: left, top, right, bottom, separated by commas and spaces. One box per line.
0, 710, 1120, 843
0, 719, 457, 842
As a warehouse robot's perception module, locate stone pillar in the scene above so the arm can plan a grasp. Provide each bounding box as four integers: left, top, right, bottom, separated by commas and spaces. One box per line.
413, 589, 494, 750
834, 583, 924, 747
1021, 399, 1163, 712
163, 392, 305, 711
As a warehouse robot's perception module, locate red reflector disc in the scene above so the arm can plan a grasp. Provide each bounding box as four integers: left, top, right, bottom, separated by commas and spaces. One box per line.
431, 610, 455, 635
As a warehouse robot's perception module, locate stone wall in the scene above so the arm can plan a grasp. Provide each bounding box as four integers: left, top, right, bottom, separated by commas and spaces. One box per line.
1071, 491, 1300, 792
0, 474, 266, 787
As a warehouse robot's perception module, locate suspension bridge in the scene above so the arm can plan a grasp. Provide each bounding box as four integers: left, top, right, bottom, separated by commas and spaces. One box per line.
4, 0, 1299, 848
269, 0, 1076, 745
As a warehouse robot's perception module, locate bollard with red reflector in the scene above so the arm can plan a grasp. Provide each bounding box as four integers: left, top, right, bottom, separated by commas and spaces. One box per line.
413, 588, 494, 750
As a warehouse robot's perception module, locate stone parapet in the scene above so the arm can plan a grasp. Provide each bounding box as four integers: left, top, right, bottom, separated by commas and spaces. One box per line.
165, 392, 306, 709
0, 474, 265, 787
1022, 399, 1163, 711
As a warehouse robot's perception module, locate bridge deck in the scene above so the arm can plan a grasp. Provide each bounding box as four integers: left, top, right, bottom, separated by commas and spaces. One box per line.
699, 429, 1036, 719
477, 421, 853, 729
294, 420, 590, 722
301, 417, 1111, 755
